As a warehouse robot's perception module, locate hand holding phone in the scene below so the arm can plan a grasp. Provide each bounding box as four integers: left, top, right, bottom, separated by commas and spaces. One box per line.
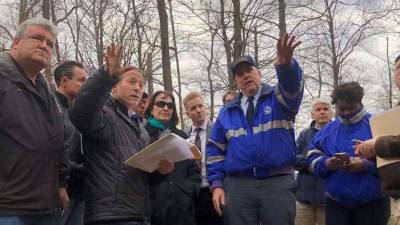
334, 152, 351, 164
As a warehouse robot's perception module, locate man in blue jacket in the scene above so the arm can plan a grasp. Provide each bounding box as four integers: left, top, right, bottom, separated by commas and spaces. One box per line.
307, 82, 390, 225
295, 99, 333, 225
207, 34, 303, 225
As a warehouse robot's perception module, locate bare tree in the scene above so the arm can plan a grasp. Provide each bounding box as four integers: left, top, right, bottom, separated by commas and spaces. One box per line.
232, 0, 243, 61
167, 0, 185, 128
219, 0, 235, 89
386, 37, 393, 108
157, 0, 173, 92
19, 0, 41, 24
304, 0, 392, 87
278, 0, 286, 37
145, 52, 154, 94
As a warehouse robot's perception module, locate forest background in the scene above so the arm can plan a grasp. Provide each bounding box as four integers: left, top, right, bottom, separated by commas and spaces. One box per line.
1, 0, 399, 131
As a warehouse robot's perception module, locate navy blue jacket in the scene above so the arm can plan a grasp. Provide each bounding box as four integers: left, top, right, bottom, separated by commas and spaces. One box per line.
295, 121, 325, 206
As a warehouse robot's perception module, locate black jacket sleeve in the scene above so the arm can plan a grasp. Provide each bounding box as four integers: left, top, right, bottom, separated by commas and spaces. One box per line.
376, 135, 400, 158
69, 68, 119, 139
295, 129, 308, 171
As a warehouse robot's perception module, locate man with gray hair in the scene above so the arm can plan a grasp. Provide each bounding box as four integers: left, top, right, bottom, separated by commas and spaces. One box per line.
0, 17, 64, 225
294, 99, 333, 225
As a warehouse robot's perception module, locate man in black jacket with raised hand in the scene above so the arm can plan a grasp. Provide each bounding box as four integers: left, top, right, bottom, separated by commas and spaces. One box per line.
0, 17, 64, 225
69, 44, 174, 225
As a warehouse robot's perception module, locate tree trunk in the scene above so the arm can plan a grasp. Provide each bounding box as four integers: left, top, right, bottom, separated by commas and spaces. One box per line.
207, 30, 218, 121
42, 0, 55, 89
42, 0, 50, 20
19, 0, 28, 24
316, 47, 322, 98
157, 0, 173, 92
50, 0, 61, 63
132, 0, 143, 70
324, 0, 339, 87
94, 0, 105, 67
19, 0, 41, 24
220, 0, 234, 90
145, 53, 154, 95
232, 0, 243, 61
167, 0, 184, 128
278, 0, 287, 37
387, 37, 393, 108
254, 25, 258, 65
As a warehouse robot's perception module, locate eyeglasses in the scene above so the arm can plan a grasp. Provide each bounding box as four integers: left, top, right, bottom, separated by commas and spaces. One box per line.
154, 101, 174, 109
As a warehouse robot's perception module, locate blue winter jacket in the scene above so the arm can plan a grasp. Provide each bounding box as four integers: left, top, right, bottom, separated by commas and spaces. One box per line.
306, 108, 384, 206
207, 59, 303, 189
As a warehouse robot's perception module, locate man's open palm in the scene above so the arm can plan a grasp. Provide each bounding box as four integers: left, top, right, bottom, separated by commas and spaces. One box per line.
276, 33, 301, 66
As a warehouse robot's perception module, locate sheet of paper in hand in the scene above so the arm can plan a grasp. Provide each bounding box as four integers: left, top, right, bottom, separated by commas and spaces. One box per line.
370, 106, 400, 194
370, 106, 400, 167
125, 133, 201, 172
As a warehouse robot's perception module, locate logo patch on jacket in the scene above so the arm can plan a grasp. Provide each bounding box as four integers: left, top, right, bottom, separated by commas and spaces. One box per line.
264, 106, 272, 114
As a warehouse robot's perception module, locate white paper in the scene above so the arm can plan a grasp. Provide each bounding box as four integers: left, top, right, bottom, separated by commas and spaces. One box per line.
369, 106, 400, 167
125, 133, 201, 172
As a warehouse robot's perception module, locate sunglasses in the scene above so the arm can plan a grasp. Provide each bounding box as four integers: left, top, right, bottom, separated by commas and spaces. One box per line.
154, 101, 174, 109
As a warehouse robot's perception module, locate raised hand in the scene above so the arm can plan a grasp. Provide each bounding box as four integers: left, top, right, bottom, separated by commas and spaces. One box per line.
105, 43, 123, 78
275, 33, 301, 66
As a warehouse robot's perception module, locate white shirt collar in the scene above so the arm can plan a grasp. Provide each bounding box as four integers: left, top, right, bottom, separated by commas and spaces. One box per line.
128, 110, 137, 118
193, 119, 208, 131
241, 86, 262, 105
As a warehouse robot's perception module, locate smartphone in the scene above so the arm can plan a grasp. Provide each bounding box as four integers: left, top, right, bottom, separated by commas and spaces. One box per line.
335, 152, 350, 163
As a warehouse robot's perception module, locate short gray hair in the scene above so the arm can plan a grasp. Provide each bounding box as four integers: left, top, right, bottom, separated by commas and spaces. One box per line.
16, 17, 58, 39
311, 98, 332, 110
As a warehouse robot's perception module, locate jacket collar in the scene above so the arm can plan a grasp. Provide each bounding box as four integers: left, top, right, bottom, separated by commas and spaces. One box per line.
145, 122, 159, 137
310, 120, 332, 130
309, 120, 317, 129
145, 122, 177, 137
55, 91, 69, 109
0, 52, 49, 97
0, 53, 43, 86
339, 107, 367, 125
106, 97, 141, 133
226, 83, 273, 109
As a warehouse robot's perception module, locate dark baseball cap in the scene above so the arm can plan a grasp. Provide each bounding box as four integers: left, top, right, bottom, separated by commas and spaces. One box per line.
231, 55, 257, 75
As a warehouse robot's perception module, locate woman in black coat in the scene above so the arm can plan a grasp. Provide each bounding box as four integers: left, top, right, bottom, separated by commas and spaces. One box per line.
144, 90, 201, 225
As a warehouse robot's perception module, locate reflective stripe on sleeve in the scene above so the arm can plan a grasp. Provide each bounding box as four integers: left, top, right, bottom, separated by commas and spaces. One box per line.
207, 155, 225, 164
209, 139, 227, 151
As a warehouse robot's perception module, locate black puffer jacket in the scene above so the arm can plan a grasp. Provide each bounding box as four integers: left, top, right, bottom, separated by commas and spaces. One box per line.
0, 53, 64, 215
69, 68, 150, 223
145, 124, 201, 225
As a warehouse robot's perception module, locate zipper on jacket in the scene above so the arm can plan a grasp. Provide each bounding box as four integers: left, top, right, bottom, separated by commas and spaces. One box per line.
253, 166, 257, 177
